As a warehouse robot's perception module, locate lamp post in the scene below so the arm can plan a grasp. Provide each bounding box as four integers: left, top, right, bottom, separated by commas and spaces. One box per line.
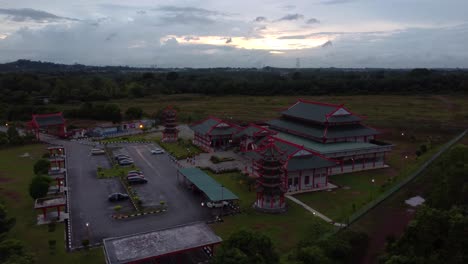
370, 178, 375, 200
85, 222, 90, 242
220, 185, 224, 217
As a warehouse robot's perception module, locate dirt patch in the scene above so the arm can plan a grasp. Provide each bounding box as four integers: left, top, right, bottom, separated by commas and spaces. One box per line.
0, 190, 22, 202
0, 177, 14, 183
360, 205, 416, 264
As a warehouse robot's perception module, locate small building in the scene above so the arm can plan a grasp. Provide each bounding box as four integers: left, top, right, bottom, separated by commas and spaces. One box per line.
28, 112, 66, 139
233, 123, 277, 152
191, 117, 241, 152
103, 222, 222, 264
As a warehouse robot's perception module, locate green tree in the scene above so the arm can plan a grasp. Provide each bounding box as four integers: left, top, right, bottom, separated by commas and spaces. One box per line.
212, 230, 279, 264
0, 204, 15, 236
0, 131, 8, 145
6, 126, 22, 145
125, 107, 144, 120
33, 159, 50, 175
29, 176, 51, 200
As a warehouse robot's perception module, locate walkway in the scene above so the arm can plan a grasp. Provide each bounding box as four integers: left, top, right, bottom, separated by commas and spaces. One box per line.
285, 195, 346, 227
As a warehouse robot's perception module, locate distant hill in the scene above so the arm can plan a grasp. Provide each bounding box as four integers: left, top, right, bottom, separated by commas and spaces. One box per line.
0, 59, 162, 73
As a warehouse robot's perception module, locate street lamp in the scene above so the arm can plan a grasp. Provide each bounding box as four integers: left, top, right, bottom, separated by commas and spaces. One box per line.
401, 132, 405, 136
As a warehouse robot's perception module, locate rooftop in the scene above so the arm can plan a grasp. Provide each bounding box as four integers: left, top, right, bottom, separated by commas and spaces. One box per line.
267, 118, 378, 141
281, 99, 362, 124
34, 195, 66, 209
179, 168, 238, 202
103, 222, 222, 264
190, 117, 240, 136
275, 132, 386, 154
32, 113, 65, 127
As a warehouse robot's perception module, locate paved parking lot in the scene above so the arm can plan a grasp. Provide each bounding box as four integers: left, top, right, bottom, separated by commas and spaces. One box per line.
56, 140, 211, 248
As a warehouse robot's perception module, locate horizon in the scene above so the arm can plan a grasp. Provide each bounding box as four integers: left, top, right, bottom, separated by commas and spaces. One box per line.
0, 1, 467, 68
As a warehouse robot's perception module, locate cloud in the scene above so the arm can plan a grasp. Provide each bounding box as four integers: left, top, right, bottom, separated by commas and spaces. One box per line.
277, 13, 304, 21
321, 40, 332, 48
320, 0, 355, 5
0, 8, 79, 22
153, 6, 229, 17
255, 16, 267, 22
136, 10, 146, 15
158, 14, 215, 25
282, 5, 296, 10
306, 18, 320, 24
105, 32, 118, 41
225, 37, 232, 44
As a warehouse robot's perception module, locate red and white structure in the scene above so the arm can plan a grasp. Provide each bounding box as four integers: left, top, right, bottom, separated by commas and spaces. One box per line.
28, 112, 66, 140
190, 117, 241, 152
162, 106, 179, 142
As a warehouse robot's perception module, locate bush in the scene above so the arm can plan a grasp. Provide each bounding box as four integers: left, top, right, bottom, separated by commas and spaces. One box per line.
29, 176, 52, 200
113, 205, 122, 212
81, 239, 90, 248
33, 159, 50, 175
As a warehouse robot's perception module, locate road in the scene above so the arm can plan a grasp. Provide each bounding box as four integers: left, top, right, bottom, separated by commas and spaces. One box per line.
44, 137, 211, 248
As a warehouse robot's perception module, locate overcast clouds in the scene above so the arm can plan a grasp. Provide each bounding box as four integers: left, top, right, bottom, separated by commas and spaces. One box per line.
0, 0, 467, 68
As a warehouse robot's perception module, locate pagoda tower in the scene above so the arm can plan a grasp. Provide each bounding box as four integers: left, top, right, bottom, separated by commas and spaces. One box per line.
254, 138, 287, 213
162, 106, 179, 142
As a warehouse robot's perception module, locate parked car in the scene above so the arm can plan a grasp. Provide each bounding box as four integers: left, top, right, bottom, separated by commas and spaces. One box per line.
127, 170, 142, 174
127, 177, 148, 184
115, 155, 131, 161
150, 148, 165, 154
127, 172, 144, 178
108, 193, 129, 202
91, 148, 106, 155
206, 201, 229, 208
118, 159, 134, 166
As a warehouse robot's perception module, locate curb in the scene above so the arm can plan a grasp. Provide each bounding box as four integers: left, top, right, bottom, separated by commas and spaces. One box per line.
112, 208, 168, 219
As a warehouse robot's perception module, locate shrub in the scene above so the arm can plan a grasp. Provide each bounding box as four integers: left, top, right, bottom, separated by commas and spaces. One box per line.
114, 205, 122, 212
81, 239, 90, 248
33, 159, 50, 175
29, 175, 52, 199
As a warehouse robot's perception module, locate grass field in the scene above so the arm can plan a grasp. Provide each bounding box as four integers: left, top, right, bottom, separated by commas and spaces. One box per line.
208, 171, 334, 256
0, 144, 103, 264
102, 94, 468, 127
294, 142, 441, 222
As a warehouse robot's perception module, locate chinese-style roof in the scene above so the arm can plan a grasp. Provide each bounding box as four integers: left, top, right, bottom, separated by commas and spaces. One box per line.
233, 124, 276, 139
32, 113, 65, 127
34, 195, 66, 209
190, 117, 240, 136
276, 132, 390, 154
179, 168, 238, 202
245, 137, 337, 171
281, 99, 362, 124
267, 118, 378, 141
103, 222, 222, 264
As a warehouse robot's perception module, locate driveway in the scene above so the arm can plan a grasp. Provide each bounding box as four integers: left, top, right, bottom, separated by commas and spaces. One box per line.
49, 138, 211, 248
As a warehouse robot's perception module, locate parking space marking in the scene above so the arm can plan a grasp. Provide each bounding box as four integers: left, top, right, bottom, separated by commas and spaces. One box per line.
132, 146, 162, 178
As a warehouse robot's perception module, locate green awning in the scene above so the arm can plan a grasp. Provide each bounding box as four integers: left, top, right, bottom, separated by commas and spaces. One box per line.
179, 168, 239, 202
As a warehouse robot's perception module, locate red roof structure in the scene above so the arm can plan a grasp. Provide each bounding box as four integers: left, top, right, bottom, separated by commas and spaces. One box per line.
28, 112, 66, 140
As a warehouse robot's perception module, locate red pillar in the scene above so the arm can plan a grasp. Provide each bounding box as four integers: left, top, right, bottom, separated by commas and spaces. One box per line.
57, 206, 60, 218
42, 208, 47, 219
352, 156, 355, 171
362, 157, 366, 169
373, 153, 376, 168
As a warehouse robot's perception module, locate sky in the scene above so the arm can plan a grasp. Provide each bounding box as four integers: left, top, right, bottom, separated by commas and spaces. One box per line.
0, 0, 467, 68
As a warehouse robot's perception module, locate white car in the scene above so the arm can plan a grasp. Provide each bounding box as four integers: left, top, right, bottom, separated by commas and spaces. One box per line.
206, 201, 229, 208
150, 148, 165, 154
91, 148, 106, 155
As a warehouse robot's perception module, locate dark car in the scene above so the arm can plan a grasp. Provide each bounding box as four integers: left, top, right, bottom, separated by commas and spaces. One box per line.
127, 177, 148, 184
108, 193, 129, 202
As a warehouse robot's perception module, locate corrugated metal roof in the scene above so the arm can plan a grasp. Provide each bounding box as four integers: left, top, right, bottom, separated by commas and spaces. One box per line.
179, 168, 238, 202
